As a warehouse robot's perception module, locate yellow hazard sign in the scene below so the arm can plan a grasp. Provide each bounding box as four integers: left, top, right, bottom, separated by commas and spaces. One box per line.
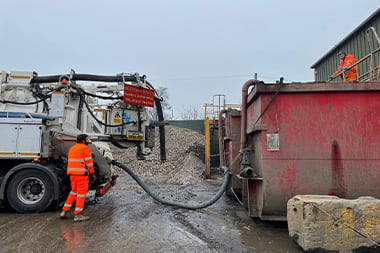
127, 134, 144, 141
114, 112, 121, 124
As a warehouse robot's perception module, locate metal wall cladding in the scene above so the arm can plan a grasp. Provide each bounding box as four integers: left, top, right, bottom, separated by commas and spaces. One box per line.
168, 120, 204, 132
312, 8, 380, 82
234, 82, 380, 220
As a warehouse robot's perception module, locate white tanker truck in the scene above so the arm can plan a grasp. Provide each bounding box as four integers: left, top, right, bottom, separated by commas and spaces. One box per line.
0, 69, 166, 213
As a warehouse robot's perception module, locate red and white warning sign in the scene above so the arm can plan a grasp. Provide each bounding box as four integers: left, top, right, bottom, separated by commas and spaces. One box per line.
124, 84, 155, 107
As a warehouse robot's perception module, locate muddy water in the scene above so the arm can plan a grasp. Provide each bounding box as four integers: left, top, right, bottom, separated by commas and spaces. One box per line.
0, 173, 302, 253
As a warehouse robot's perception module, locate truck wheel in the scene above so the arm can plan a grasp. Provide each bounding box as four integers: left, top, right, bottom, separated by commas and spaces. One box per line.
6, 169, 55, 213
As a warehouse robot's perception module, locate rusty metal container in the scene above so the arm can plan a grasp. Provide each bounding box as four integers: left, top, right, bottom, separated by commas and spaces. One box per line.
224, 81, 380, 220
220, 109, 242, 197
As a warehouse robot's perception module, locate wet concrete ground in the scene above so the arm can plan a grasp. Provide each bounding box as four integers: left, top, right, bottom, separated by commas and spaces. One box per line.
0, 172, 303, 253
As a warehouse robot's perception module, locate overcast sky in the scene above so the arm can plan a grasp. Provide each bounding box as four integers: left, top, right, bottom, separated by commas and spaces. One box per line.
1, 1, 379, 118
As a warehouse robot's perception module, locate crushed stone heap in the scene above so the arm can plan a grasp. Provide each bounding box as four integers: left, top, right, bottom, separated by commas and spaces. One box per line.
111, 125, 206, 185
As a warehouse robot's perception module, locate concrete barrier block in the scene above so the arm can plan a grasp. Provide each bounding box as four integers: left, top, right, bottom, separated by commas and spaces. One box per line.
287, 195, 380, 252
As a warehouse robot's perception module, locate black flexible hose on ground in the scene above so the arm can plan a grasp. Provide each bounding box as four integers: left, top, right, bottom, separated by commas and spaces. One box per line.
112, 160, 230, 210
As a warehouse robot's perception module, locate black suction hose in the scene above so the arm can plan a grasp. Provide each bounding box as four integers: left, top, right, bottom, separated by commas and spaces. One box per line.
154, 97, 166, 162
112, 160, 230, 210
31, 73, 139, 83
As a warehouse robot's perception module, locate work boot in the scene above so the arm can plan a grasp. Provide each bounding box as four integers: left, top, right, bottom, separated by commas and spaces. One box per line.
74, 213, 90, 222
60, 210, 68, 219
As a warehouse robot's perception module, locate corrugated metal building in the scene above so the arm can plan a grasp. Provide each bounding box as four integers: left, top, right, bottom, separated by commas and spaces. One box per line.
311, 8, 380, 82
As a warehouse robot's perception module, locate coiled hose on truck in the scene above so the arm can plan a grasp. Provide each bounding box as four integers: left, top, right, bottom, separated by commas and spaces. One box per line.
112, 160, 230, 210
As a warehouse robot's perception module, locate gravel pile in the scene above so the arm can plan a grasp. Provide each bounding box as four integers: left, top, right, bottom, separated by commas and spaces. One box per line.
111, 125, 206, 185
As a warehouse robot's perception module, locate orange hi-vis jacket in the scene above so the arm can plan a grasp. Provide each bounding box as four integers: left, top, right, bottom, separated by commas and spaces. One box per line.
67, 143, 94, 175
333, 54, 358, 80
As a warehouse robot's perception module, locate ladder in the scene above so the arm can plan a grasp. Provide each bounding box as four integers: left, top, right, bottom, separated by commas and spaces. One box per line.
366, 27, 380, 81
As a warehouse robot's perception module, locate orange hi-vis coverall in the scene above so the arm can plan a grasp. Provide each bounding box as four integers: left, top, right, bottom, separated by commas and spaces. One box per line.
62, 143, 94, 214
333, 54, 358, 81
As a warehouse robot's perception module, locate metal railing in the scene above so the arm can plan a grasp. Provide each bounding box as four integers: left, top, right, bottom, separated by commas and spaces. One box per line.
203, 103, 241, 120
329, 26, 380, 82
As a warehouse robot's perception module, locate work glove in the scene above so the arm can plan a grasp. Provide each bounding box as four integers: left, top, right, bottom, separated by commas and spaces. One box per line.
343, 66, 349, 70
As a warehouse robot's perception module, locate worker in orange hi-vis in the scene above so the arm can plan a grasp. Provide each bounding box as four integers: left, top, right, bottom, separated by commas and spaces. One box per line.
60, 134, 96, 222
329, 51, 358, 81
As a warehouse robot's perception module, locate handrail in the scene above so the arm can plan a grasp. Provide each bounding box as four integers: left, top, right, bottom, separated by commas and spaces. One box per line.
359, 66, 380, 80
327, 46, 380, 82
366, 27, 380, 81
